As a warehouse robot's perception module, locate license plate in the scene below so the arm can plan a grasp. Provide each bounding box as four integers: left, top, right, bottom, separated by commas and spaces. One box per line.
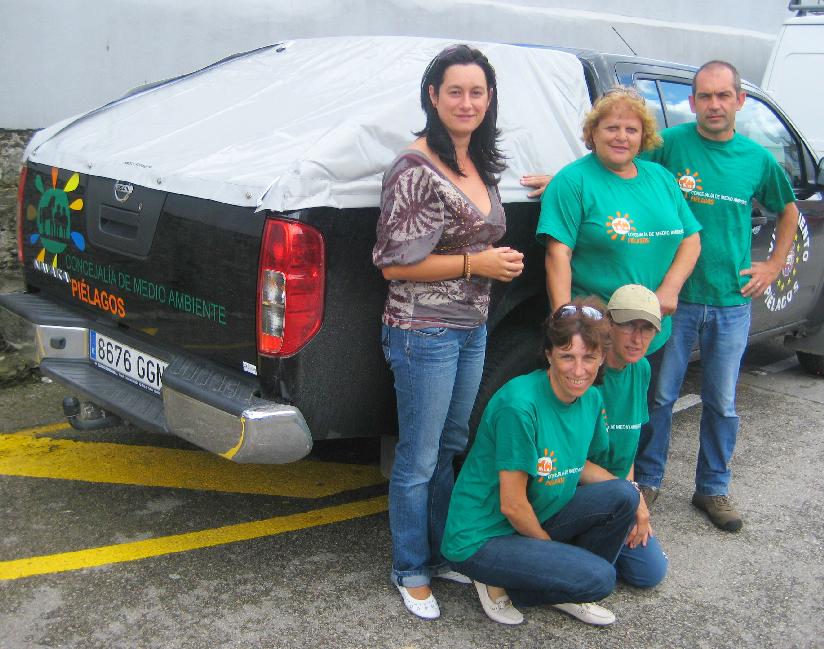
89, 331, 167, 394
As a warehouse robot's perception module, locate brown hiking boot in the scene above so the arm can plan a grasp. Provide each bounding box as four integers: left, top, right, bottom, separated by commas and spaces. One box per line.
638, 485, 659, 508
691, 493, 743, 532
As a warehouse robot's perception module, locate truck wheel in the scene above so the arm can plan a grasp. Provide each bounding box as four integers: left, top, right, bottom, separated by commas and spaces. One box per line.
796, 351, 824, 377
468, 323, 544, 445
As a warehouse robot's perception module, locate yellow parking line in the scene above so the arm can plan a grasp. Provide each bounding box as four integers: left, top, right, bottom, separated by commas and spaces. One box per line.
0, 495, 388, 580
0, 434, 385, 498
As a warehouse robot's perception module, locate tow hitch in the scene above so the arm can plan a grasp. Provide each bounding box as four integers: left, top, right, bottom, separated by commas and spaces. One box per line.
62, 397, 122, 431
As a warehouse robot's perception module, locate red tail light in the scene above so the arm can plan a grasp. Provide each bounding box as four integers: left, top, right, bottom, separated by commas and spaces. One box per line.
16, 166, 28, 263
257, 217, 325, 357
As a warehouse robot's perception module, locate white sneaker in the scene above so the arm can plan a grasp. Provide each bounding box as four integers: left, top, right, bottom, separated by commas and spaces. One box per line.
553, 602, 615, 626
396, 585, 440, 620
473, 581, 524, 625
434, 570, 472, 584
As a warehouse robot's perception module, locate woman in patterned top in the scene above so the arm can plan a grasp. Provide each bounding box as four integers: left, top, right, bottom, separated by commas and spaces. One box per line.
372, 44, 524, 620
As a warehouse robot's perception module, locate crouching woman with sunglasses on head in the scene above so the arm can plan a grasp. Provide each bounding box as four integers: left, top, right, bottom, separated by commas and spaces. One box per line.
596, 285, 669, 589
441, 298, 639, 626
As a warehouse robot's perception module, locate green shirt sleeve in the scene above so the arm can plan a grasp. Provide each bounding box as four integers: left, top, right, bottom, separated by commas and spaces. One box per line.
492, 406, 539, 475
535, 167, 583, 249
755, 154, 797, 214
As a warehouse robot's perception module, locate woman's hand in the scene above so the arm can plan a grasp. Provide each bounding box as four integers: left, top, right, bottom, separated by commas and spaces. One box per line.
520, 174, 553, 199
473, 247, 524, 282
626, 492, 652, 549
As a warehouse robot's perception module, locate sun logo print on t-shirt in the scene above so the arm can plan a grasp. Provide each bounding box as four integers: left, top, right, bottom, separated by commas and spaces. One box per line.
536, 449, 556, 480
605, 211, 635, 241
676, 168, 703, 194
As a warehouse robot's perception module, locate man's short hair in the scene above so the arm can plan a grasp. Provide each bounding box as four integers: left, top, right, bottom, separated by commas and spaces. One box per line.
691, 60, 742, 95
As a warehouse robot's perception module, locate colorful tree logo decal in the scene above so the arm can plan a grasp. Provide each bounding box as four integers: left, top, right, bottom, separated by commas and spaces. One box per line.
28, 167, 86, 268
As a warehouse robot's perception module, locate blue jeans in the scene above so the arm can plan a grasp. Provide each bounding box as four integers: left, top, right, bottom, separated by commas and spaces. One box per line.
616, 535, 668, 588
635, 302, 751, 495
452, 481, 638, 607
638, 345, 665, 458
382, 323, 487, 588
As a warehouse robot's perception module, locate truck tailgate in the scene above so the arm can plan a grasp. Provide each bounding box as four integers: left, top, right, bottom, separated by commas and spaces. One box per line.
20, 163, 264, 375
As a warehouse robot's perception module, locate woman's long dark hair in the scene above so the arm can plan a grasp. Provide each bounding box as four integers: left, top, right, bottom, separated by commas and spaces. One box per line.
415, 44, 506, 186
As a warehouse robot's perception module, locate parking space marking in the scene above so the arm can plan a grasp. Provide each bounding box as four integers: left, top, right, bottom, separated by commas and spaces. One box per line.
0, 495, 388, 581
0, 430, 386, 498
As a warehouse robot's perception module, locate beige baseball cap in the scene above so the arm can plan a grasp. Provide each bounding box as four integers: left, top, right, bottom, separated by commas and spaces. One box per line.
607, 284, 662, 331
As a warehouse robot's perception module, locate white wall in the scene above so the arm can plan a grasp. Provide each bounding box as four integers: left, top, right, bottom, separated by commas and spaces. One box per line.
1, 0, 793, 129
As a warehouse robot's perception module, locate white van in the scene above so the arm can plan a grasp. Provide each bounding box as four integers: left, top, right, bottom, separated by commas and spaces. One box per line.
762, 2, 824, 160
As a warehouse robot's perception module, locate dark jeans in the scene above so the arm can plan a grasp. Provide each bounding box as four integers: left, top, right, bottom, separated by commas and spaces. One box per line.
616, 533, 668, 588
637, 344, 665, 473
636, 303, 751, 494
453, 480, 639, 607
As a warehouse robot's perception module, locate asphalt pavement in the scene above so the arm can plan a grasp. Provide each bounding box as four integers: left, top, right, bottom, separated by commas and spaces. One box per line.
0, 340, 822, 649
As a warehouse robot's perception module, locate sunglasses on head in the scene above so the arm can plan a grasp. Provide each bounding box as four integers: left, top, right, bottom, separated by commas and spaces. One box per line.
552, 304, 604, 321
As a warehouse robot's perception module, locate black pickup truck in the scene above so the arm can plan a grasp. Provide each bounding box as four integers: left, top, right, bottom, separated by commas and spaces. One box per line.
2, 37, 823, 464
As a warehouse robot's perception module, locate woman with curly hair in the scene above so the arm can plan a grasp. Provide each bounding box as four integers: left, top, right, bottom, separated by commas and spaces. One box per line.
372, 44, 524, 619
536, 86, 701, 359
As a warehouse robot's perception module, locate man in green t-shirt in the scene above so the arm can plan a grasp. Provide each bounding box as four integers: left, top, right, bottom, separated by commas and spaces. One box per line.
634, 61, 799, 532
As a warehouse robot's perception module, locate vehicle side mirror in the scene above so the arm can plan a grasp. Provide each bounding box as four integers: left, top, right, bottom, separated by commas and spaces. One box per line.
817, 157, 824, 187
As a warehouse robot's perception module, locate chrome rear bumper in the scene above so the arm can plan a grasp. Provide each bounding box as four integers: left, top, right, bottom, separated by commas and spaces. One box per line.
0, 293, 312, 463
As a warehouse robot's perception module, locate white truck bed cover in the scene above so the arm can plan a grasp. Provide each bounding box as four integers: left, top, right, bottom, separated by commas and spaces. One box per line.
25, 36, 591, 212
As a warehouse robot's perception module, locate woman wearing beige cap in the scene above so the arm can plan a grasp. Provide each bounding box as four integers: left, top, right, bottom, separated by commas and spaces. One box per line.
594, 284, 669, 587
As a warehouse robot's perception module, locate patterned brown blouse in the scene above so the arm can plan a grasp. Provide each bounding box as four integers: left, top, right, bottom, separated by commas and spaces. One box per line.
372, 151, 506, 329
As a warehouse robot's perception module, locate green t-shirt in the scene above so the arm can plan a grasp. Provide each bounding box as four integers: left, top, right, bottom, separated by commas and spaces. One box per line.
643, 123, 796, 306
441, 369, 610, 563
536, 153, 701, 354
595, 358, 651, 480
